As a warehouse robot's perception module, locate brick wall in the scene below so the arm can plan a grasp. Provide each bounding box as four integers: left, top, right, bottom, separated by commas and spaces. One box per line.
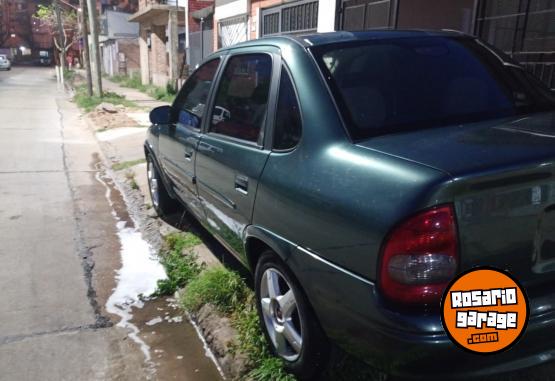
117, 38, 140, 74
213, 19, 218, 52
150, 24, 169, 86
188, 0, 214, 33
139, 25, 150, 84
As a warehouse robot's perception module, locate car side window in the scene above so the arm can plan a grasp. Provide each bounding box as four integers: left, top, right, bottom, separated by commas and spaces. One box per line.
209, 54, 272, 144
174, 58, 220, 129
273, 68, 302, 150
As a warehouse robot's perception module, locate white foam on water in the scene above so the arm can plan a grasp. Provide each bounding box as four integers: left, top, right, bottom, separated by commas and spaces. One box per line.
106, 221, 167, 364
146, 316, 164, 326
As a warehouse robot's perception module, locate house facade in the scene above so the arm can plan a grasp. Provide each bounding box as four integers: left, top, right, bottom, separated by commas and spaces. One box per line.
188, 2, 214, 69
129, 0, 185, 86
128, 0, 215, 86
210, 0, 554, 89
99, 9, 140, 76
336, 0, 554, 88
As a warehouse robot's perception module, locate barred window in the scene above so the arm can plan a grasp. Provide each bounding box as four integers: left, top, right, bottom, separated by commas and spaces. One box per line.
261, 0, 318, 36
476, 0, 555, 88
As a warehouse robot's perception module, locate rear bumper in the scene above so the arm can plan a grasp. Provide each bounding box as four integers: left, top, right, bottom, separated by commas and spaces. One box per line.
287, 246, 555, 378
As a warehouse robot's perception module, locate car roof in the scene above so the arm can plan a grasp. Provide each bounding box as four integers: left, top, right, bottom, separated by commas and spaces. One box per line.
217, 29, 472, 52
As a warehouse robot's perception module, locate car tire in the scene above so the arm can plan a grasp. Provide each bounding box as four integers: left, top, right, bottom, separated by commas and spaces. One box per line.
147, 155, 178, 216
255, 251, 329, 380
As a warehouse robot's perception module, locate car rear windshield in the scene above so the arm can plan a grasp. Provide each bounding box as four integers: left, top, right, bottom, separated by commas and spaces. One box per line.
310, 36, 555, 140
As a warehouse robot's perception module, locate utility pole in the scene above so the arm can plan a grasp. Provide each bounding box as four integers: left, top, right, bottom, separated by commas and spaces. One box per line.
78, 0, 93, 96
54, 1, 66, 69
168, 8, 178, 91
85, 0, 102, 96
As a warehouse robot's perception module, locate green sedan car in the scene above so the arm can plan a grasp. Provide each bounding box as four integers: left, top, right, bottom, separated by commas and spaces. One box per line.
145, 30, 555, 379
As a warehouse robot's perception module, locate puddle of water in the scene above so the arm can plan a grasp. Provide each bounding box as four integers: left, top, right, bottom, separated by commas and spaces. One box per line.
94, 162, 223, 380
132, 298, 225, 381
95, 167, 166, 372
106, 221, 167, 363
185, 311, 226, 377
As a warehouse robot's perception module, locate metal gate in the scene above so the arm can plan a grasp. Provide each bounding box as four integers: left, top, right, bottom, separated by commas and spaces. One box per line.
341, 0, 392, 30
189, 26, 213, 69
217, 15, 248, 49
475, 0, 555, 89
260, 0, 319, 37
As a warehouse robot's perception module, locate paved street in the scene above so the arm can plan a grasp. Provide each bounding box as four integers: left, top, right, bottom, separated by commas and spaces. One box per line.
0, 67, 221, 381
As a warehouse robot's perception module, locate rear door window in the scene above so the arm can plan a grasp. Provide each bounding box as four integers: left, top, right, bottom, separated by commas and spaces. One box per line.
273, 68, 302, 150
208, 54, 272, 144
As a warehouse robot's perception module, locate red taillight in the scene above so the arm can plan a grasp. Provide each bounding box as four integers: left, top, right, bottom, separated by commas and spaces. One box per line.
379, 204, 458, 306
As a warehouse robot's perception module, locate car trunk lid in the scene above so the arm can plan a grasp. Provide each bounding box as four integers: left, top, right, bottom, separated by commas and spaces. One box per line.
357, 111, 555, 289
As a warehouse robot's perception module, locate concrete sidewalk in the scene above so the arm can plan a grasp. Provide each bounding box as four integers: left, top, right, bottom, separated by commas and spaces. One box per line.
102, 77, 170, 109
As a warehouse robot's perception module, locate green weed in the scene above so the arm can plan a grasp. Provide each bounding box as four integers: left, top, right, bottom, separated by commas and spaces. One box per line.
181, 267, 249, 314
110, 73, 176, 103
155, 232, 204, 295
63, 68, 76, 83
112, 158, 146, 171
249, 357, 296, 381
130, 178, 139, 190
73, 85, 136, 112
157, 231, 299, 379
179, 264, 295, 380
232, 298, 270, 363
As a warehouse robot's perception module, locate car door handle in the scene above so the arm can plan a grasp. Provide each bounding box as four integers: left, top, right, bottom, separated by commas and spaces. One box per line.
198, 142, 223, 154
235, 175, 248, 195
184, 150, 193, 161
198, 142, 213, 153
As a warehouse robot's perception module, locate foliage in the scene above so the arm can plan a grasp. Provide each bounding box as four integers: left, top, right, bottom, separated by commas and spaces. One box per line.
177, 260, 296, 380
111, 73, 147, 91
112, 158, 146, 171
249, 357, 296, 381
232, 297, 271, 364
166, 82, 178, 95
129, 178, 139, 190
73, 85, 136, 112
181, 267, 250, 313
63, 68, 76, 83
35, 4, 78, 55
111, 73, 177, 103
154, 233, 204, 295
164, 231, 202, 252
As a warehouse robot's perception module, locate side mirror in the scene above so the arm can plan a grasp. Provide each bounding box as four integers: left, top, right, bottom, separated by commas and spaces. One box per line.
149, 105, 173, 125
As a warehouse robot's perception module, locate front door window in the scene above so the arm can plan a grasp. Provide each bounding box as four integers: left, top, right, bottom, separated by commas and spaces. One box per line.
173, 58, 221, 129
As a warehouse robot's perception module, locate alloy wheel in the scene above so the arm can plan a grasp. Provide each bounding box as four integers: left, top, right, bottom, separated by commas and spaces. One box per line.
147, 160, 159, 208
259, 268, 303, 361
